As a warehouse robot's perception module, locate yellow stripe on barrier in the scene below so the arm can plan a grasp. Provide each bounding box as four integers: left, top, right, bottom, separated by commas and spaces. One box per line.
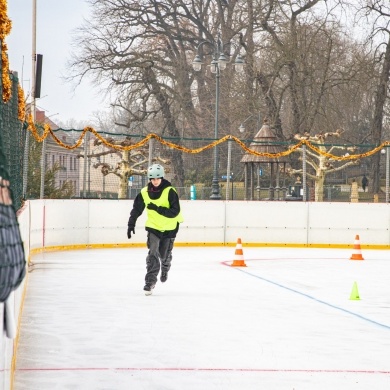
28, 242, 390, 253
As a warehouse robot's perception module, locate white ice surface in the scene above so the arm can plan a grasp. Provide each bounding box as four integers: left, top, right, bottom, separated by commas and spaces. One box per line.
14, 247, 390, 389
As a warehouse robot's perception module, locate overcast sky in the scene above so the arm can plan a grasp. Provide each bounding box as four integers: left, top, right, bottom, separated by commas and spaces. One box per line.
7, 0, 106, 126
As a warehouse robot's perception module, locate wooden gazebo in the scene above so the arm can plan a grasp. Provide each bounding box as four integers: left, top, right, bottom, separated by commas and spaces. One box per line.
240, 118, 289, 200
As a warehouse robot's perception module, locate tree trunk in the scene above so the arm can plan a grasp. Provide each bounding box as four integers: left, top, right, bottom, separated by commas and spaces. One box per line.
314, 174, 325, 202
314, 153, 328, 202
256, 71, 284, 139
118, 152, 129, 199
371, 34, 390, 193
143, 65, 185, 187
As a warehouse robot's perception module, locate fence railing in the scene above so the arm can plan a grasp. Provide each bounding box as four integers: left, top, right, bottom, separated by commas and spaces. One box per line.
83, 184, 387, 203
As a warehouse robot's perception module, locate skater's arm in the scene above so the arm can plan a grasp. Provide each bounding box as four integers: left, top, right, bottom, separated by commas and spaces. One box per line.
128, 193, 146, 228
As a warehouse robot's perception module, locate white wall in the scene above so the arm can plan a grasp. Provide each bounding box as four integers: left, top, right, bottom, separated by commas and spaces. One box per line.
26, 199, 390, 248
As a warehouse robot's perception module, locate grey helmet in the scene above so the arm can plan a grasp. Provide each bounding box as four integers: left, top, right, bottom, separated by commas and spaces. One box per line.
147, 164, 165, 179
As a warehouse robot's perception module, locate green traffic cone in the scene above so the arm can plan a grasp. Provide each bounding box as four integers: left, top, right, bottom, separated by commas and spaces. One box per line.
349, 281, 360, 300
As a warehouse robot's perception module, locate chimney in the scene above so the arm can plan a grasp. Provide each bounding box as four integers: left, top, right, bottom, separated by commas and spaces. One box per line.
36, 110, 45, 123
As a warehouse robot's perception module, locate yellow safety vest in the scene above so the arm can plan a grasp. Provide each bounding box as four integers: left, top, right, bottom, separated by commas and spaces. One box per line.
141, 186, 184, 232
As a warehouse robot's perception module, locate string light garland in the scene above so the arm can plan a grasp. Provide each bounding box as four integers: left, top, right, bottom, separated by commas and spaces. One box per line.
0, 0, 12, 102
17, 84, 25, 121
25, 117, 390, 160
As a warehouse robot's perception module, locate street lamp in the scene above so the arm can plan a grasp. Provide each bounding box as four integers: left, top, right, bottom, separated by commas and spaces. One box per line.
239, 113, 261, 134
192, 32, 244, 199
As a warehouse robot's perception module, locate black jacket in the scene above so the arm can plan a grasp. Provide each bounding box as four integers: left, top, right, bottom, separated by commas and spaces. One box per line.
128, 178, 181, 238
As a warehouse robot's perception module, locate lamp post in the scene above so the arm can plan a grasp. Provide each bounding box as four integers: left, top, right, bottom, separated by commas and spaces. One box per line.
238, 112, 261, 134
192, 33, 244, 199
381, 148, 389, 202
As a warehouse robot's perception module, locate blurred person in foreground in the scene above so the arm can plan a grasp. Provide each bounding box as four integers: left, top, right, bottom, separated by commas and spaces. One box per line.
0, 177, 26, 339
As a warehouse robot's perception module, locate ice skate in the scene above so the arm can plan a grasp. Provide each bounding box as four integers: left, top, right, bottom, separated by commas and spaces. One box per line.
160, 271, 168, 283
144, 283, 155, 296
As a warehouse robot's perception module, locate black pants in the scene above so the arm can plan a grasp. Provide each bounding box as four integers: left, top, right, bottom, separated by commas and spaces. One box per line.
145, 232, 175, 286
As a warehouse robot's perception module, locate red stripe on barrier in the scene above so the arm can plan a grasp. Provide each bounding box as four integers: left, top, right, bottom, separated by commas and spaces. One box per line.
15, 367, 390, 374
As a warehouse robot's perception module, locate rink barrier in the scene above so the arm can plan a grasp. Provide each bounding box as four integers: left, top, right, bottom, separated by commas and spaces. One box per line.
21, 199, 390, 251
22, 198, 390, 252
2, 198, 390, 390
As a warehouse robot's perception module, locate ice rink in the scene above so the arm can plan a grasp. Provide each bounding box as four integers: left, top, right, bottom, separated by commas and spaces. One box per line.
14, 246, 390, 389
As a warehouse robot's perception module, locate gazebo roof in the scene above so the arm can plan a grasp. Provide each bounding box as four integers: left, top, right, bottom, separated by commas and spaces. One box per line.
240, 119, 289, 163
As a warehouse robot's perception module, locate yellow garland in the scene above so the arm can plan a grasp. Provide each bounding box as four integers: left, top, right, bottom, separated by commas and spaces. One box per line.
0, 0, 12, 102
25, 119, 390, 161
0, 0, 11, 36
1, 42, 11, 102
299, 139, 390, 161
17, 84, 25, 121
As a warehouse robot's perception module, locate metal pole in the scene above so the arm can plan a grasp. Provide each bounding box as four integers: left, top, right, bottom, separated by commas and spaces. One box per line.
32, 0, 46, 200
22, 128, 29, 199
88, 147, 91, 194
148, 137, 153, 167
31, 0, 37, 122
103, 153, 106, 195
25, 0, 37, 199
82, 132, 88, 198
302, 145, 307, 201
386, 147, 389, 203
39, 137, 46, 198
244, 164, 248, 201
210, 65, 221, 199
226, 138, 232, 200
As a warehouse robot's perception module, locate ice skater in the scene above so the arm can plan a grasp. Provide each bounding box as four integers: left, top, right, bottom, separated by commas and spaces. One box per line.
127, 164, 183, 295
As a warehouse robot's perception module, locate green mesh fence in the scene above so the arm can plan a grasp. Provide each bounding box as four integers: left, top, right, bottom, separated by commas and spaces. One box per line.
0, 47, 27, 302
42, 130, 252, 201
36, 129, 387, 202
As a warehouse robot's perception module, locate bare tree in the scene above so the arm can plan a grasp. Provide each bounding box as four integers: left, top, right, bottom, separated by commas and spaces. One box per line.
67, 0, 386, 197
68, 0, 255, 186
77, 136, 170, 199
289, 131, 359, 201
252, 0, 375, 140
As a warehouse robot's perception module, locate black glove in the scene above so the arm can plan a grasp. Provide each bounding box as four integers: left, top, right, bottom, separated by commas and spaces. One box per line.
147, 202, 158, 211
127, 226, 135, 239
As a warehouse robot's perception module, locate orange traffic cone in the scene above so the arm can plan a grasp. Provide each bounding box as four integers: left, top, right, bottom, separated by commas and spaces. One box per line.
350, 234, 364, 260
231, 238, 247, 267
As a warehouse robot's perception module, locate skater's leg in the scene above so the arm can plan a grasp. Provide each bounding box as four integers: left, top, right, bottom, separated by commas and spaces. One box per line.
159, 238, 175, 282
145, 232, 161, 286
